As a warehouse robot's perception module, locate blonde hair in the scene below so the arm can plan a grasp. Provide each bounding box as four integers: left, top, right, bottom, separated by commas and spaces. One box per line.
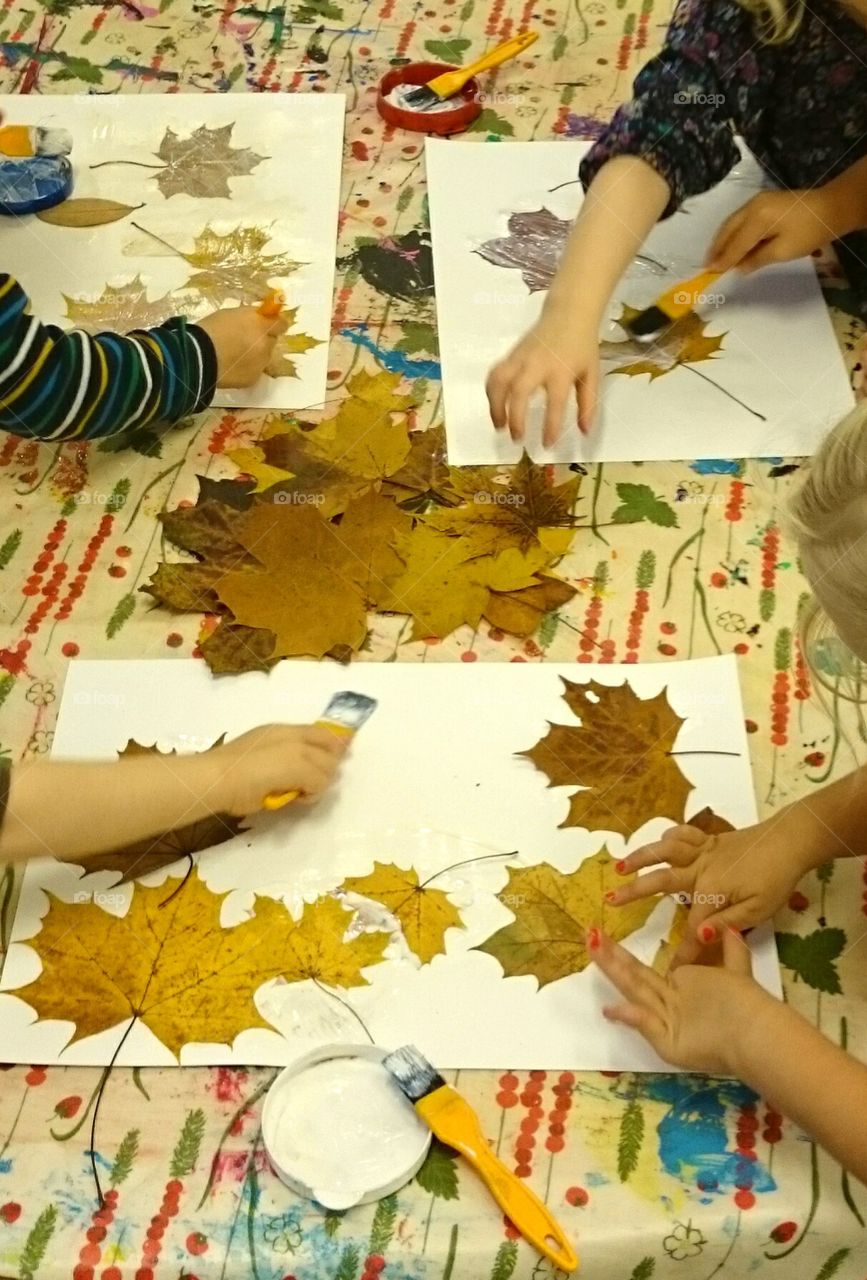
735, 0, 806, 43
788, 401, 867, 699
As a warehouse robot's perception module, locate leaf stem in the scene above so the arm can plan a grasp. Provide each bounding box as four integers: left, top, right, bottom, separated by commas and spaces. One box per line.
666, 750, 741, 757
90, 160, 166, 170
90, 1015, 139, 1207
312, 978, 375, 1043
130, 220, 187, 262
418, 849, 518, 890
681, 363, 766, 420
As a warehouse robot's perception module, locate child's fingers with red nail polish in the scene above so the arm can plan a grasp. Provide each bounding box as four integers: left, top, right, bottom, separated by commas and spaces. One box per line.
617, 824, 707, 876
609, 864, 694, 906
588, 929, 669, 1019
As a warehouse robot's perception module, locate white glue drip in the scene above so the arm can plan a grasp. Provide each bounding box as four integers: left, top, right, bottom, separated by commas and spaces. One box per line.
265, 1056, 429, 1210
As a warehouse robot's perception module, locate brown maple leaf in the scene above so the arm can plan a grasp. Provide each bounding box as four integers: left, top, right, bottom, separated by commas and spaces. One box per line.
483, 574, 577, 638
475, 849, 659, 986
184, 226, 301, 307
154, 123, 267, 200
63, 276, 179, 334
599, 306, 726, 380
198, 621, 279, 674
14, 872, 388, 1058
381, 426, 458, 511
476, 208, 571, 293
79, 739, 246, 883
158, 498, 258, 570
341, 862, 464, 964
520, 678, 693, 837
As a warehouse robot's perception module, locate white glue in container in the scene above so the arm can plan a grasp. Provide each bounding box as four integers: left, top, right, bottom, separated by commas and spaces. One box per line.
262, 1044, 432, 1210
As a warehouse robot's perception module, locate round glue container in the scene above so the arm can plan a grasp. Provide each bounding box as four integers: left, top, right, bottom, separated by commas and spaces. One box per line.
377, 63, 482, 135
262, 1044, 432, 1210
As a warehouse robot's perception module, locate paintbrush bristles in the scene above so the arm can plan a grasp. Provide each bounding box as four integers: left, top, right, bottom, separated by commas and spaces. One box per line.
382, 1045, 445, 1100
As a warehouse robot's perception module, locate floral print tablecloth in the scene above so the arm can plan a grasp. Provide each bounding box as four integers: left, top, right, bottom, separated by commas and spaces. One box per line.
0, 2, 865, 1277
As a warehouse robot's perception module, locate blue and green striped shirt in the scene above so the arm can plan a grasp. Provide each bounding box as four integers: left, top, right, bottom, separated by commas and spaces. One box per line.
0, 274, 217, 440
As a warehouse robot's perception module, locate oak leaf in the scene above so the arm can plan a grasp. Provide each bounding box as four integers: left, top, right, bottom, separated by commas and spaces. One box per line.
63, 276, 177, 333
599, 306, 725, 380
476, 208, 570, 293
341, 862, 464, 964
78, 739, 245, 882
519, 678, 692, 836
184, 225, 300, 307
153, 123, 267, 200
14, 872, 387, 1058
483, 574, 577, 637
475, 849, 659, 986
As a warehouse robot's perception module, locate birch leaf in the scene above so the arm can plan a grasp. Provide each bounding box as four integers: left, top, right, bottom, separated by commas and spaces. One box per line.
14, 872, 387, 1058
599, 307, 726, 380
476, 849, 659, 986
154, 123, 267, 199
37, 198, 143, 228
184, 226, 301, 306
78, 739, 245, 882
519, 679, 692, 836
341, 862, 464, 964
64, 276, 176, 333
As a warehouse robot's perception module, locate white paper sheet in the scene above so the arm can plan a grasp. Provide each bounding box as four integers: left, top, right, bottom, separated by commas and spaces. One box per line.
0, 94, 345, 410
426, 138, 854, 465
0, 656, 781, 1068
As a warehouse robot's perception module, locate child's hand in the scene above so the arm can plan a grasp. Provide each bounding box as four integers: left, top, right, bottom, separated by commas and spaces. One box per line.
197, 306, 288, 388
590, 925, 768, 1074
707, 189, 837, 275
210, 724, 349, 816
608, 818, 820, 964
486, 310, 600, 445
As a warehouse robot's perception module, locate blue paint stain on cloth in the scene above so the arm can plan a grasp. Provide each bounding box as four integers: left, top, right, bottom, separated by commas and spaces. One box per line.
340, 325, 441, 380
689, 459, 744, 476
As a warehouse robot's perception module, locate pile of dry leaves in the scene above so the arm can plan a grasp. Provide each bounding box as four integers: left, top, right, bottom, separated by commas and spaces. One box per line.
145, 370, 581, 671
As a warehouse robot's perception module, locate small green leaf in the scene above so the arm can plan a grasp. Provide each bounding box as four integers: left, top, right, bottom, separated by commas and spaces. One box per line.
776, 928, 845, 994
617, 1098, 644, 1181
0, 529, 22, 570
467, 108, 515, 137
611, 482, 678, 528
490, 1240, 519, 1280
368, 1192, 398, 1253
396, 320, 439, 355
553, 33, 568, 59
19, 1205, 58, 1280
416, 1139, 460, 1199
815, 1248, 851, 1280
106, 592, 136, 640
110, 1128, 140, 1186
170, 1107, 206, 1178
629, 1261, 655, 1280
424, 36, 472, 62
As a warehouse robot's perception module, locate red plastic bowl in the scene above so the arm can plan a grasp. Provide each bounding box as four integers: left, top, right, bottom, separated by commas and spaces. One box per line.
377, 62, 482, 135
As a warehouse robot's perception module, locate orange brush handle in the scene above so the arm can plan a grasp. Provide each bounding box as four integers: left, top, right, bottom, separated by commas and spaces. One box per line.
425, 30, 538, 100
656, 269, 721, 321
258, 290, 285, 319
416, 1087, 578, 1272
262, 720, 354, 811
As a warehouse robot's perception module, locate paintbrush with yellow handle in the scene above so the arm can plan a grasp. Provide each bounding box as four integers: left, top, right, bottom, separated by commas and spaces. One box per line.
402, 30, 538, 111
262, 691, 377, 811
622, 269, 722, 341
384, 1045, 579, 1273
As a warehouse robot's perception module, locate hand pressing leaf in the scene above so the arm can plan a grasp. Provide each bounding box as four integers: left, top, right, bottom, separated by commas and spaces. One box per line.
599, 306, 725, 380
476, 208, 571, 293
184, 225, 300, 307
37, 198, 143, 228
476, 849, 659, 986
427, 454, 580, 560
519, 678, 693, 837
64, 276, 177, 333
483, 574, 577, 637
78, 739, 245, 883
14, 871, 387, 1058
341, 862, 464, 963
153, 123, 267, 199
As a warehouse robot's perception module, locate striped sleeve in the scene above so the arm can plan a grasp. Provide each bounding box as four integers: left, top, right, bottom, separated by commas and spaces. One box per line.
0, 275, 218, 441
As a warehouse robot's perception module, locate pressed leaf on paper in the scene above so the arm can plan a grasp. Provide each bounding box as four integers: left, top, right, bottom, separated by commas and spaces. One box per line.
519, 679, 693, 836
599, 306, 726, 380
79, 739, 245, 882
266, 309, 323, 380
64, 276, 177, 333
15, 872, 388, 1058
341, 862, 464, 964
476, 208, 571, 293
475, 850, 659, 986
650, 904, 690, 976
153, 123, 267, 199
183, 225, 300, 307
37, 198, 143, 228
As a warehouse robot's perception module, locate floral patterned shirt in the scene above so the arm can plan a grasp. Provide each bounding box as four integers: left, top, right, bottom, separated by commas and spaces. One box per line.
580, 0, 867, 301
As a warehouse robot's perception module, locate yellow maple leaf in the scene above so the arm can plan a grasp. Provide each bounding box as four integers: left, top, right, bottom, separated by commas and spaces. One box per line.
227, 447, 294, 495
266, 327, 323, 380
599, 306, 726, 381
14, 872, 387, 1058
475, 849, 660, 986
651, 903, 690, 976
63, 276, 179, 334
520, 678, 693, 837
184, 225, 301, 306
341, 862, 464, 964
